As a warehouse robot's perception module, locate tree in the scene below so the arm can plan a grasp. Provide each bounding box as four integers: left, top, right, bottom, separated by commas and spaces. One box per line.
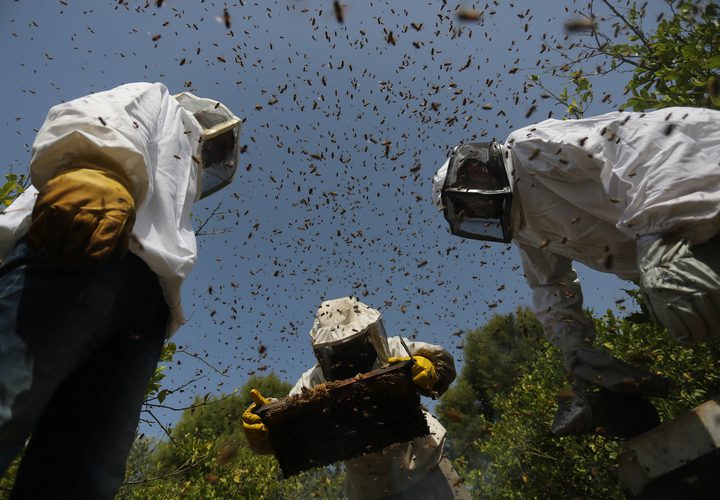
117, 373, 344, 499
443, 302, 720, 498
436, 306, 544, 469
146, 373, 289, 475
531, 0, 720, 117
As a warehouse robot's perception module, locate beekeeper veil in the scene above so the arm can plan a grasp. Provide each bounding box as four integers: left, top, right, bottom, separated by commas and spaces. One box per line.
310, 297, 391, 381
433, 141, 513, 243
174, 92, 241, 199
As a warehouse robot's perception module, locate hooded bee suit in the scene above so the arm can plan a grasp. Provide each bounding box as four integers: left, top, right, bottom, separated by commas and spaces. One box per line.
290, 297, 468, 500
0, 82, 239, 498
434, 106, 720, 390
0, 82, 221, 334
505, 107, 720, 349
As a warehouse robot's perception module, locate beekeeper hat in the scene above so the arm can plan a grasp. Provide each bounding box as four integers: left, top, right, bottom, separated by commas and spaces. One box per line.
310, 297, 382, 347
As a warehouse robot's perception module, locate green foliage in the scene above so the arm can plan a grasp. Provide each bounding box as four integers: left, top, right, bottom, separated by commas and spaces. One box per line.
531, 71, 594, 119
437, 306, 544, 468
0, 173, 26, 208
532, 0, 720, 116
118, 373, 344, 499
460, 306, 544, 405
444, 305, 720, 498
0, 458, 20, 498
620, 1, 720, 111
145, 342, 177, 404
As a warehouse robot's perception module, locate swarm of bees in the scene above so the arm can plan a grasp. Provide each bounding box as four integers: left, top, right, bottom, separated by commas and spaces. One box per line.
10, 1, 698, 461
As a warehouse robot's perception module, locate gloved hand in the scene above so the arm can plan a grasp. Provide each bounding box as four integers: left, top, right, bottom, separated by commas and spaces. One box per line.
242, 389, 273, 455
637, 236, 720, 344
388, 355, 439, 391
561, 344, 673, 398
551, 388, 660, 439
27, 166, 136, 267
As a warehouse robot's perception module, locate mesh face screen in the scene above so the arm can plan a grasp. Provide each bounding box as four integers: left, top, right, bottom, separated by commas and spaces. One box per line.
451, 158, 504, 190
450, 191, 503, 219
448, 143, 507, 192
193, 110, 228, 128
441, 142, 513, 242
201, 129, 236, 168
314, 334, 378, 380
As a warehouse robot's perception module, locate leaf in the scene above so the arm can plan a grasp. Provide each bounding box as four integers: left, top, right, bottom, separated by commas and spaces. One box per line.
0, 180, 17, 205
707, 55, 720, 69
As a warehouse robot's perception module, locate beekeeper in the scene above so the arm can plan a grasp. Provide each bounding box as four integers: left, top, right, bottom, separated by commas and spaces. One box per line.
433, 106, 720, 436
0, 82, 241, 498
243, 296, 470, 500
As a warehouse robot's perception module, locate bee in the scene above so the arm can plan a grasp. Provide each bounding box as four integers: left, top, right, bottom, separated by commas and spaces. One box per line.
223, 8, 231, 29
525, 103, 537, 119
707, 76, 719, 100
456, 8, 483, 22
564, 18, 596, 33
333, 1, 345, 24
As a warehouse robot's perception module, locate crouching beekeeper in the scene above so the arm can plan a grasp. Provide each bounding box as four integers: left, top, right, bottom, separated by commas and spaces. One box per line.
433, 106, 720, 438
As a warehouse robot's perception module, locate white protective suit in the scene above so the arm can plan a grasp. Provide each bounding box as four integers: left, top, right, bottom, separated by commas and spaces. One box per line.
291, 297, 457, 500
0, 82, 206, 334
504, 107, 720, 347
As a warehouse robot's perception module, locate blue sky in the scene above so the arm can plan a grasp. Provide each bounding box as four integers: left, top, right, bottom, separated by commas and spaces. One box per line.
0, 0, 670, 432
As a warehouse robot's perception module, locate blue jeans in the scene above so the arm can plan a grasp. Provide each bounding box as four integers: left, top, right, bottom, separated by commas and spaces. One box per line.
0, 240, 168, 499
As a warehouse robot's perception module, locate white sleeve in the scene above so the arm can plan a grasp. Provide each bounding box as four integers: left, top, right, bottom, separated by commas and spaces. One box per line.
288, 365, 325, 397
0, 187, 38, 260
508, 108, 720, 244
386, 337, 456, 395
517, 242, 596, 349
28, 82, 178, 206
507, 123, 616, 225
386, 337, 442, 358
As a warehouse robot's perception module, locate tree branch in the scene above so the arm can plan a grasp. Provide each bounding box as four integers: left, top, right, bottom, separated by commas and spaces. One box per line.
146, 410, 186, 454
600, 0, 652, 50
143, 391, 238, 412
122, 452, 213, 486
176, 348, 229, 377
194, 201, 224, 236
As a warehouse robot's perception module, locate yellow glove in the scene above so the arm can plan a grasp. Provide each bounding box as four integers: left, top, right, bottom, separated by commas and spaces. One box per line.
388, 355, 439, 391
27, 166, 136, 267
242, 389, 273, 455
